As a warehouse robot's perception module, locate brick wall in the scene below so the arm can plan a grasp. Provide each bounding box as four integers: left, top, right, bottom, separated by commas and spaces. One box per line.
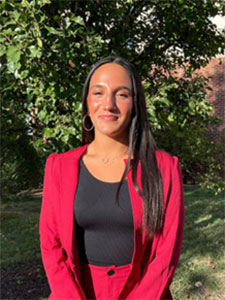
170, 57, 225, 141
194, 57, 225, 141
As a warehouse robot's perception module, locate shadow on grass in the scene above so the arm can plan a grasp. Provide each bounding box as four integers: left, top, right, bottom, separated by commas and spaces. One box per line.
1, 258, 50, 300
172, 186, 224, 299
181, 186, 224, 260
1, 192, 50, 300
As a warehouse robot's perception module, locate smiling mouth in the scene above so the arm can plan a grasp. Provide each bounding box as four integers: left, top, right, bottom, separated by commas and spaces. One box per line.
99, 115, 118, 121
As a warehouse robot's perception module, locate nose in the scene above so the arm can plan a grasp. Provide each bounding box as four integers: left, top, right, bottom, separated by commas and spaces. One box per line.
102, 93, 116, 111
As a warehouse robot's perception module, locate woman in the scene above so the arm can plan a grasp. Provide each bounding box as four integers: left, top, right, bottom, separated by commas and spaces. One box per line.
39, 56, 184, 300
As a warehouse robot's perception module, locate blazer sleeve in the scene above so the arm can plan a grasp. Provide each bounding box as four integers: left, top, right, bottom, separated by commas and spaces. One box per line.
127, 156, 184, 300
39, 154, 85, 300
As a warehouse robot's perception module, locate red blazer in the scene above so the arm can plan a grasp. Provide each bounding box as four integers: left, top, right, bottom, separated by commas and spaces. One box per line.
39, 144, 184, 300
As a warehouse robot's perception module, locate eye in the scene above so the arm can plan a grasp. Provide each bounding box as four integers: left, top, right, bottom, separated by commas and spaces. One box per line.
92, 91, 102, 96
117, 93, 129, 98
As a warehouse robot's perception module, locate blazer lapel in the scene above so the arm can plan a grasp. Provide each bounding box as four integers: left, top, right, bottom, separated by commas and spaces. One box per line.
124, 160, 145, 268
59, 145, 89, 261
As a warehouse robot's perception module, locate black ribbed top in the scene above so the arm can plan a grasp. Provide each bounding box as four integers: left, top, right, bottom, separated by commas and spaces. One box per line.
74, 159, 134, 267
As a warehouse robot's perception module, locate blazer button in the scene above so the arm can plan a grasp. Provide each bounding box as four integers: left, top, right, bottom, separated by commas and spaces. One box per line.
107, 269, 115, 276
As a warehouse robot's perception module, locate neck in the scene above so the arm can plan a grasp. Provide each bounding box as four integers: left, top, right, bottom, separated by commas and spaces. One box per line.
91, 133, 129, 157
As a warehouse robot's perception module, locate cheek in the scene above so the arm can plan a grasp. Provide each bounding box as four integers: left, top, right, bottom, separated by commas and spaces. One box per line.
87, 96, 101, 112
120, 100, 133, 115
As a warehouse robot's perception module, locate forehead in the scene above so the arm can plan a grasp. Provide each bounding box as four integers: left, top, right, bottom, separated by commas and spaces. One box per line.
89, 63, 132, 88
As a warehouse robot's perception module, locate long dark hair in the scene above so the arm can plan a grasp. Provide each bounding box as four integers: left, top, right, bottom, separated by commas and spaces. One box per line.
81, 56, 163, 238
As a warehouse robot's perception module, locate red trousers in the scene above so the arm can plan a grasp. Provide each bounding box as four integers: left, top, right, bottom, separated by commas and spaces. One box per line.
80, 262, 131, 300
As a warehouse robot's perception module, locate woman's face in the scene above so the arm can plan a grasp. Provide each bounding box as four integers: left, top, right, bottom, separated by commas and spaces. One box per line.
87, 63, 133, 140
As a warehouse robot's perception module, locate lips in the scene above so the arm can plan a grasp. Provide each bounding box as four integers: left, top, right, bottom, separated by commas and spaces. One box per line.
98, 115, 118, 121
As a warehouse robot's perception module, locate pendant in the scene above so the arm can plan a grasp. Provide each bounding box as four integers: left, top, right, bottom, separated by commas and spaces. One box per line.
101, 158, 113, 165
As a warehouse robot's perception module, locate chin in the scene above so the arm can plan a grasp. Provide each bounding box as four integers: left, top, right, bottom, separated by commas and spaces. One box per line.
99, 128, 128, 139
100, 130, 118, 137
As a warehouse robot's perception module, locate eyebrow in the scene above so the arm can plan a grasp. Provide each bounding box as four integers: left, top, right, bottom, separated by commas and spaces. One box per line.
90, 84, 104, 89
90, 84, 132, 92
117, 86, 132, 92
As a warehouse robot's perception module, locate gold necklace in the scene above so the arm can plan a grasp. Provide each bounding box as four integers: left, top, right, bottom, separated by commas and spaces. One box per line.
92, 145, 129, 165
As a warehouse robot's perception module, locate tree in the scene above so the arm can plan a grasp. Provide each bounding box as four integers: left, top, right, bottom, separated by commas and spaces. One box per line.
1, 0, 224, 194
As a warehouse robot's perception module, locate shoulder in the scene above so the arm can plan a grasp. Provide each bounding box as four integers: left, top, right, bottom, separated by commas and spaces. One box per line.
155, 150, 183, 206
155, 149, 176, 165
46, 144, 89, 162
155, 149, 182, 178
44, 144, 89, 174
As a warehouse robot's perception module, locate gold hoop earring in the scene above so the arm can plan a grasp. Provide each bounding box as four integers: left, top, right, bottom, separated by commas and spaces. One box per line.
82, 114, 94, 131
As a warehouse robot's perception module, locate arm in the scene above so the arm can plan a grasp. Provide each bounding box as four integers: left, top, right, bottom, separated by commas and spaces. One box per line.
127, 157, 184, 300
39, 154, 85, 300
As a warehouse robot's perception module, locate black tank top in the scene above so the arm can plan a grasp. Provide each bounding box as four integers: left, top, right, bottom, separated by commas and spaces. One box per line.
74, 159, 134, 266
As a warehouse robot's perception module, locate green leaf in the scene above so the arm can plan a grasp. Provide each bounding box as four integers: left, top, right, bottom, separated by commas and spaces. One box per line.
29, 45, 42, 58
6, 46, 21, 63
168, 114, 174, 122
43, 128, 53, 138
0, 37, 6, 43
4, 20, 17, 26
68, 127, 76, 135
21, 0, 30, 8
71, 16, 84, 26
1, 0, 6, 9
12, 10, 21, 21
45, 26, 61, 35
20, 70, 29, 79
0, 45, 6, 56
65, 17, 71, 29
7, 61, 21, 73
189, 101, 195, 109
61, 134, 69, 143
37, 38, 43, 48
38, 110, 47, 120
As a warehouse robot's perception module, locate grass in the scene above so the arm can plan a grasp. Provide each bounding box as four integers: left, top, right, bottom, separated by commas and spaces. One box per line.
0, 191, 42, 267
171, 186, 225, 300
1, 186, 224, 299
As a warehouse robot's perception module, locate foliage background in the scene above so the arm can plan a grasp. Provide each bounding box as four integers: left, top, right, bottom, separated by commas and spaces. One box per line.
1, 0, 225, 196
